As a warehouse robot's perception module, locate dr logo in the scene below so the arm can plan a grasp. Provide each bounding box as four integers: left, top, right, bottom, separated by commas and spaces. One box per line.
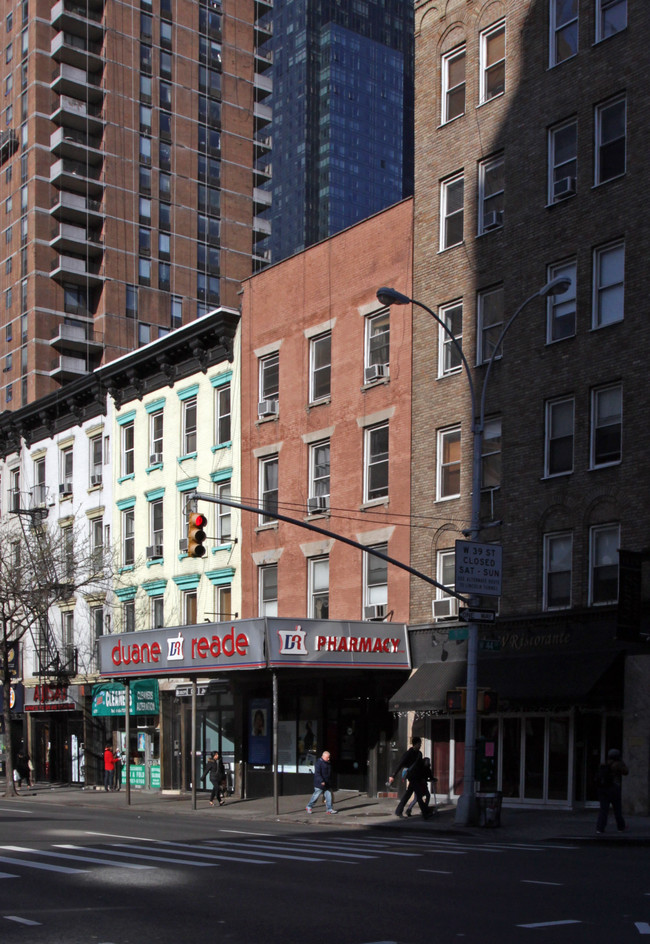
278, 626, 308, 655
167, 633, 185, 661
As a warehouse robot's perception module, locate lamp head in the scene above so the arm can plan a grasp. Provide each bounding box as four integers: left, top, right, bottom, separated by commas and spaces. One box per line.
376, 287, 412, 307
540, 275, 572, 297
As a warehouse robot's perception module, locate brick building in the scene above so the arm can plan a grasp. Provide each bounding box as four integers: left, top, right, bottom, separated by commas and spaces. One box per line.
394, 0, 650, 812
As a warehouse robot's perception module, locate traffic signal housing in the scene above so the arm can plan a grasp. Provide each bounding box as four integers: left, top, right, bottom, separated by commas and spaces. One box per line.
188, 512, 208, 558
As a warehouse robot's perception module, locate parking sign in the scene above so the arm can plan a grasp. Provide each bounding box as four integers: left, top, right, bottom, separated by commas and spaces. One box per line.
454, 540, 503, 596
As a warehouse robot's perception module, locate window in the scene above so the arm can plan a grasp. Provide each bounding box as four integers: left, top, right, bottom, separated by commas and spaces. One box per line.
547, 260, 576, 341
138, 257, 151, 285
595, 96, 626, 184
309, 440, 330, 502
481, 417, 501, 489
364, 423, 388, 502
60, 446, 73, 493
549, 119, 577, 202
33, 456, 46, 506
216, 480, 232, 543
438, 301, 463, 376
123, 600, 136, 633
480, 20, 505, 103
10, 466, 20, 511
308, 556, 329, 619
259, 352, 279, 404
171, 295, 182, 328
365, 544, 388, 610
184, 591, 197, 624
150, 498, 163, 550
310, 332, 331, 401
550, 0, 578, 66
121, 421, 135, 477
259, 563, 278, 617
151, 596, 165, 629
437, 426, 461, 500
215, 383, 231, 445
150, 410, 163, 463
90, 434, 103, 485
91, 605, 104, 667
90, 516, 104, 570
441, 45, 466, 123
216, 584, 232, 621
590, 524, 619, 604
259, 455, 278, 524
593, 241, 624, 327
436, 549, 456, 599
126, 284, 138, 319
123, 509, 135, 566
183, 397, 197, 454
596, 0, 626, 42
61, 611, 74, 667
545, 397, 574, 476
544, 532, 572, 609
365, 311, 389, 376
477, 285, 504, 364
478, 155, 504, 233
591, 384, 622, 467
440, 173, 464, 250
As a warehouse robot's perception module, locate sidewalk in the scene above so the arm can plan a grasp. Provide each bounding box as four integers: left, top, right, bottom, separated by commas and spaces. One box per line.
3, 780, 649, 845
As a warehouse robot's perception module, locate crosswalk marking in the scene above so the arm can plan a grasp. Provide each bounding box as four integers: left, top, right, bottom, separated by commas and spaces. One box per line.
6, 845, 153, 870
110, 840, 272, 866
0, 853, 86, 874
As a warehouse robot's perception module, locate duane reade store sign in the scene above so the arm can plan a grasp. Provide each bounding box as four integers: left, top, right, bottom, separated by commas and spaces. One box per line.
97, 618, 411, 679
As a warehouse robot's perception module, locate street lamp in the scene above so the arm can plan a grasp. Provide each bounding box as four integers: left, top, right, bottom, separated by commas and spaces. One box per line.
377, 276, 571, 825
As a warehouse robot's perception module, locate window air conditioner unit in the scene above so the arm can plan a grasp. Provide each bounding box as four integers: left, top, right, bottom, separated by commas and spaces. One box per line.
149, 452, 163, 465
553, 176, 576, 200
59, 482, 72, 496
90, 474, 102, 487
364, 363, 389, 384
146, 544, 164, 559
307, 495, 329, 514
258, 399, 279, 418
483, 210, 503, 231
432, 597, 459, 621
364, 603, 387, 621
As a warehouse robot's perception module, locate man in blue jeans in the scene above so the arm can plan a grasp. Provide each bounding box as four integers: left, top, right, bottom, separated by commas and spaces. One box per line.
306, 750, 337, 814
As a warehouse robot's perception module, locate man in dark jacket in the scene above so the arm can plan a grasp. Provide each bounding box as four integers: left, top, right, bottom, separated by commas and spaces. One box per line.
203, 751, 226, 806
596, 748, 629, 834
388, 736, 433, 819
306, 750, 337, 814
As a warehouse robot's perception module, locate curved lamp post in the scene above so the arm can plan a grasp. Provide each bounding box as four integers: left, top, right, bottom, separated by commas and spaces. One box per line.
377, 276, 571, 825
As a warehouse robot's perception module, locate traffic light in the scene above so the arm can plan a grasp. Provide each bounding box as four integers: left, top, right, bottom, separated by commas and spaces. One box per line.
187, 512, 208, 558
446, 690, 464, 711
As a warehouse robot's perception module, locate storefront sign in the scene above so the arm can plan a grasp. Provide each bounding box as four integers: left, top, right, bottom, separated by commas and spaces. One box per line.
97, 620, 267, 678
91, 680, 159, 716
0, 682, 24, 713
24, 684, 79, 712
267, 619, 410, 668
0, 643, 19, 679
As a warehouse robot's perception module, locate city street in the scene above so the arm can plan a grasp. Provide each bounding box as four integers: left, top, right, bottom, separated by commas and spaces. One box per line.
0, 794, 648, 944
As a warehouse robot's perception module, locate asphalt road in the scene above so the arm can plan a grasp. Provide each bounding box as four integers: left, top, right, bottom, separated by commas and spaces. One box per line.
0, 798, 648, 944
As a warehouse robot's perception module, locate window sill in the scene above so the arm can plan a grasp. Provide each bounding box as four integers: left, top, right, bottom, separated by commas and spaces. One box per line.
212, 542, 234, 553
146, 463, 163, 473
589, 459, 622, 472
360, 497, 389, 510
540, 471, 573, 481
211, 441, 232, 452
437, 240, 465, 255
361, 377, 390, 392
255, 522, 278, 533
118, 474, 135, 484
178, 452, 197, 463
435, 494, 461, 502
307, 396, 331, 409
146, 557, 164, 567
592, 172, 625, 190
118, 565, 135, 574
256, 414, 278, 425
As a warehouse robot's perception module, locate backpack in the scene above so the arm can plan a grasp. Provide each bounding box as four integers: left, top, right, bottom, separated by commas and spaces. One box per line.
595, 763, 613, 789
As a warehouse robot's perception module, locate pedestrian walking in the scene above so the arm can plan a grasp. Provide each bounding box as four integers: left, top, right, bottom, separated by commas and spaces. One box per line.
389, 736, 433, 819
202, 751, 226, 806
103, 743, 115, 792
596, 748, 629, 834
113, 750, 123, 791
15, 742, 32, 789
306, 750, 337, 814
405, 756, 436, 817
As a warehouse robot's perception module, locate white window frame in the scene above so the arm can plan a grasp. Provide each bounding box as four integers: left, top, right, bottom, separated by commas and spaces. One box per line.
437, 426, 461, 500
183, 396, 197, 455
10, 466, 20, 512
440, 173, 464, 250
259, 352, 279, 402
259, 563, 278, 617
60, 445, 73, 491
544, 532, 573, 610
309, 439, 330, 501
479, 19, 505, 104
184, 590, 198, 624
477, 285, 504, 365
595, 95, 626, 185
593, 240, 624, 328
310, 332, 331, 402
123, 600, 136, 633
436, 548, 456, 599
591, 383, 622, 468
89, 434, 103, 485
549, 0, 578, 67
215, 383, 231, 445
216, 479, 232, 543
308, 556, 329, 620
546, 259, 576, 342
596, 0, 627, 43
365, 310, 390, 371
438, 301, 463, 377
259, 454, 278, 524
545, 397, 574, 477
90, 515, 103, 570
151, 595, 165, 629
122, 508, 135, 566
589, 523, 620, 605
548, 118, 577, 203
478, 154, 504, 234
216, 584, 232, 621
150, 410, 163, 461
441, 44, 466, 124
364, 423, 389, 503
481, 417, 502, 490
122, 421, 135, 477
150, 497, 163, 549
364, 544, 388, 610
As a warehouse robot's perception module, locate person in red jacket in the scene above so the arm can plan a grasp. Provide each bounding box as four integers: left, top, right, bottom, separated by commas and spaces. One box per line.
103, 743, 116, 792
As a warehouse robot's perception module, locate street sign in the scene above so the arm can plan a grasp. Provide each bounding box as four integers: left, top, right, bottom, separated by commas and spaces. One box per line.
448, 627, 469, 641
458, 608, 496, 624
454, 540, 503, 596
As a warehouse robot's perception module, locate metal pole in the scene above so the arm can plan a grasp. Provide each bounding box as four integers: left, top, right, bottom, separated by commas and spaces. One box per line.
191, 677, 197, 810
272, 670, 279, 816
124, 679, 131, 806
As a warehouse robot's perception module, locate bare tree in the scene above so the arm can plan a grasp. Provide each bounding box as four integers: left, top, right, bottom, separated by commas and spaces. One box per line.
0, 511, 114, 797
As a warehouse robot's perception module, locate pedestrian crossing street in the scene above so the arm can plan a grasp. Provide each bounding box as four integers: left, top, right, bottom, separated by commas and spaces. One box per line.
0, 832, 577, 880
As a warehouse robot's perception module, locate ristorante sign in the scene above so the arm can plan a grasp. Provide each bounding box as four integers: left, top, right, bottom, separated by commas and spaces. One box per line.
97, 618, 410, 678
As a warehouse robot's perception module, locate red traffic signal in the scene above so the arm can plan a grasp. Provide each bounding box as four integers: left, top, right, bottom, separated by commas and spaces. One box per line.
188, 512, 208, 558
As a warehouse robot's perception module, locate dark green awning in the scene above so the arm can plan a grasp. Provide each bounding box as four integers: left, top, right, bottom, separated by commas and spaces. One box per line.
92, 680, 159, 716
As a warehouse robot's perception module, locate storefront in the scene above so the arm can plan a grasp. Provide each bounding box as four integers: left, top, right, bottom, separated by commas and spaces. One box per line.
24, 683, 85, 784
91, 680, 161, 788
96, 617, 411, 797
